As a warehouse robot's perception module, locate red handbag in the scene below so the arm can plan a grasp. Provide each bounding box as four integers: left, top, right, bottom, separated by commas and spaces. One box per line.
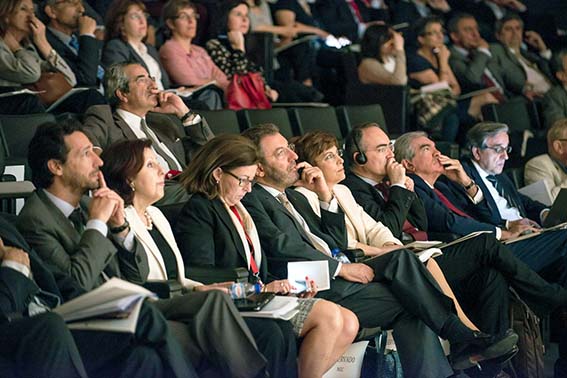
226, 72, 272, 110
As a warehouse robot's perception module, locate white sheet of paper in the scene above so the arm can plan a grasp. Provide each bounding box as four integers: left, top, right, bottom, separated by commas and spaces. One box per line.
287, 260, 330, 293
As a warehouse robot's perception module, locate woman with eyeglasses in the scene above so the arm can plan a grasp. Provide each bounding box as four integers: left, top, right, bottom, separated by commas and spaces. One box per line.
174, 134, 359, 378
159, 0, 229, 93
292, 130, 480, 331
408, 16, 498, 142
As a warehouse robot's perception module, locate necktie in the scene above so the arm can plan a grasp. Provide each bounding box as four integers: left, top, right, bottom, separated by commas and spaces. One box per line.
375, 183, 428, 241
229, 206, 260, 275
276, 193, 330, 254
480, 72, 506, 103
432, 188, 473, 219
486, 175, 522, 214
69, 207, 85, 235
140, 119, 180, 171
69, 34, 105, 81
346, 0, 364, 23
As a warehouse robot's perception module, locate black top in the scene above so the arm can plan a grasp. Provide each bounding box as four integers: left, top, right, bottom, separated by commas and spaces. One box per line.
149, 227, 178, 280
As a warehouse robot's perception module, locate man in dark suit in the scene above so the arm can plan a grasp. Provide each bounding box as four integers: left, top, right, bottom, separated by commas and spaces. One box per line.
491, 13, 554, 100
241, 123, 520, 377
17, 120, 293, 378
83, 62, 214, 204
393, 129, 567, 307
0, 213, 195, 378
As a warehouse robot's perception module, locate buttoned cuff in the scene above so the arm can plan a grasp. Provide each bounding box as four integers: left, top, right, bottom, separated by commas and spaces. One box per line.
495, 227, 502, 240
86, 219, 108, 237
469, 187, 483, 204
333, 261, 342, 278
2, 260, 30, 277
111, 229, 136, 252
320, 196, 338, 213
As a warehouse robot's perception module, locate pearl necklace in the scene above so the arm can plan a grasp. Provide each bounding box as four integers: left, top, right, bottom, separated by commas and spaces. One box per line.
144, 210, 153, 230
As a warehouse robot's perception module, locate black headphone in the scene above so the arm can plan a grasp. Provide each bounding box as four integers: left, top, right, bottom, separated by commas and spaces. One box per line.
352, 129, 367, 165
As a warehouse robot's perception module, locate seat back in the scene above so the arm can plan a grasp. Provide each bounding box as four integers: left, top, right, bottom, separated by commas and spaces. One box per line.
336, 105, 388, 139
245, 32, 274, 83
238, 108, 296, 139
289, 106, 344, 139
0, 113, 56, 160
196, 110, 241, 135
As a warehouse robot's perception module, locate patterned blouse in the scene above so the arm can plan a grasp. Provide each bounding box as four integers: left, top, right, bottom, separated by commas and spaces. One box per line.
205, 38, 264, 81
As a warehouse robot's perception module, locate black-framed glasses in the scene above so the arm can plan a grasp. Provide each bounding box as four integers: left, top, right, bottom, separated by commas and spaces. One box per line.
224, 170, 256, 187
481, 145, 512, 154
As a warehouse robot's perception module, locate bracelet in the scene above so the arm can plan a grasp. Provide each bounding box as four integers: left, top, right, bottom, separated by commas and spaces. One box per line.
463, 180, 476, 190
180, 111, 197, 123
109, 220, 129, 234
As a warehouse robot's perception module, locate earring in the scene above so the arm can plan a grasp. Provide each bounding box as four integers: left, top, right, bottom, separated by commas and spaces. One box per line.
130, 183, 136, 192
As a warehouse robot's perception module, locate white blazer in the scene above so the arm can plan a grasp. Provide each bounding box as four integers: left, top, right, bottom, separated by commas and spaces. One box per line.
524, 153, 567, 201
125, 205, 202, 290
295, 184, 401, 249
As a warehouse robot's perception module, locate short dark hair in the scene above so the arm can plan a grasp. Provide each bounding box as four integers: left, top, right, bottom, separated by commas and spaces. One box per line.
181, 134, 259, 199
447, 12, 475, 35
241, 123, 280, 161
214, 0, 248, 35
360, 24, 394, 63
162, 0, 197, 37
414, 15, 444, 40
28, 119, 83, 189
344, 122, 382, 167
495, 13, 523, 35
104, 0, 147, 41
465, 122, 509, 151
101, 139, 152, 205
293, 131, 339, 165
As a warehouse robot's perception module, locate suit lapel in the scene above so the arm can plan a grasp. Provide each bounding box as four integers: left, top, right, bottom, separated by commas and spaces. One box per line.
113, 112, 139, 141
36, 190, 81, 246
211, 199, 250, 265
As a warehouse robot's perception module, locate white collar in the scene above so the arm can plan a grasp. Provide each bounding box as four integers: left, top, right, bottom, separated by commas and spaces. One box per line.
43, 189, 77, 218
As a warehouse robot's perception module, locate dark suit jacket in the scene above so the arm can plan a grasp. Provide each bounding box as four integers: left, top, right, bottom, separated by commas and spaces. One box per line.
543, 85, 567, 128
46, 29, 102, 87
0, 213, 85, 318
102, 38, 171, 89
174, 193, 269, 282
490, 42, 554, 95
241, 185, 368, 303
312, 0, 359, 42
341, 173, 427, 239
411, 173, 498, 236
460, 158, 547, 226
83, 104, 214, 167
16, 190, 148, 291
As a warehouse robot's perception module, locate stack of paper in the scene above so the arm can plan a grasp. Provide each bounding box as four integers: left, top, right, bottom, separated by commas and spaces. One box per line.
240, 296, 300, 320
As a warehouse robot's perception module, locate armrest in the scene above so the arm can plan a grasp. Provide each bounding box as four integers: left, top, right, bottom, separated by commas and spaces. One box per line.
143, 279, 183, 299
185, 266, 249, 285
343, 248, 366, 263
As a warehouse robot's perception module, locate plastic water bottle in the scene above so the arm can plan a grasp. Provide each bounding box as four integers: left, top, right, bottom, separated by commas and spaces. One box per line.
229, 282, 262, 299
331, 248, 351, 264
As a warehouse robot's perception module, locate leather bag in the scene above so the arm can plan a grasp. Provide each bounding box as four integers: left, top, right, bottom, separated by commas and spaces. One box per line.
26, 71, 72, 106
226, 72, 271, 110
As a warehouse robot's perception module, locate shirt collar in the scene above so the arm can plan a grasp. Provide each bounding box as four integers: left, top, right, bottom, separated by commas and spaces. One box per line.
43, 189, 77, 218
354, 173, 379, 187
471, 160, 494, 179
453, 45, 469, 57
48, 27, 73, 46
116, 108, 145, 127
258, 183, 284, 198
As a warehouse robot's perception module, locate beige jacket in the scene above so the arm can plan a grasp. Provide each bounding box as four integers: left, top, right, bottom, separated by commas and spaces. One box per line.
524, 154, 567, 201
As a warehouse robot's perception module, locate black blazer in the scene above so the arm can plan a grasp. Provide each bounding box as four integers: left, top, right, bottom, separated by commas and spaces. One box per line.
341, 173, 428, 238
411, 173, 498, 236
461, 158, 547, 226
102, 38, 171, 89
46, 29, 103, 87
174, 193, 269, 282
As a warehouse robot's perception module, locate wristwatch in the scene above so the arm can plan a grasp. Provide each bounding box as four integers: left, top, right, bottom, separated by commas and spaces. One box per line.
463, 180, 476, 190
109, 220, 130, 234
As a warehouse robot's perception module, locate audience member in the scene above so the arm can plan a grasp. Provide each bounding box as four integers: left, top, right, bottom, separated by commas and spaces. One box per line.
491, 13, 554, 100
83, 62, 213, 205
341, 123, 567, 343
408, 16, 497, 142
207, 0, 322, 104
159, 0, 227, 109
358, 24, 407, 86
395, 129, 567, 287
14, 121, 197, 378
174, 134, 358, 378
447, 13, 520, 100
101, 138, 298, 378
310, 0, 358, 42
240, 123, 519, 376
0, 0, 105, 115
525, 118, 567, 199
543, 50, 567, 128
43, 0, 105, 88
391, 0, 453, 45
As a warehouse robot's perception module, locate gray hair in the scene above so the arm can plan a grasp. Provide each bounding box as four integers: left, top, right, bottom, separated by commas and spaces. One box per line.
548, 119, 567, 143
394, 131, 427, 162
104, 62, 134, 106
466, 122, 509, 151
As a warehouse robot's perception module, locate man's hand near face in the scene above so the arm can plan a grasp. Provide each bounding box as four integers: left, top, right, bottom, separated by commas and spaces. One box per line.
385, 158, 406, 186
295, 162, 333, 203
439, 155, 479, 197
152, 91, 190, 118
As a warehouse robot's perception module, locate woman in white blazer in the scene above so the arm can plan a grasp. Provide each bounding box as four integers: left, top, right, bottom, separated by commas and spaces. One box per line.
293, 130, 479, 331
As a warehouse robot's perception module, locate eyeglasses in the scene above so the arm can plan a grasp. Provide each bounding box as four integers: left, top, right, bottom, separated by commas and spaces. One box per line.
133, 75, 156, 85
126, 11, 149, 21
368, 142, 395, 154
273, 143, 295, 160
224, 170, 256, 187
175, 12, 199, 21
481, 145, 512, 154
320, 149, 344, 162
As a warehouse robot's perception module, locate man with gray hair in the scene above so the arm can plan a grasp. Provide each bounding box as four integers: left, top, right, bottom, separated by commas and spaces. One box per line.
525, 118, 567, 200
396, 126, 567, 281
543, 50, 567, 128
83, 62, 213, 204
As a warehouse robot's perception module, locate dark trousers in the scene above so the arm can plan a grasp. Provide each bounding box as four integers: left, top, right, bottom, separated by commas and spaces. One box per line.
318, 249, 454, 378
435, 233, 567, 317
72, 301, 196, 378
153, 290, 268, 378
0, 312, 87, 378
